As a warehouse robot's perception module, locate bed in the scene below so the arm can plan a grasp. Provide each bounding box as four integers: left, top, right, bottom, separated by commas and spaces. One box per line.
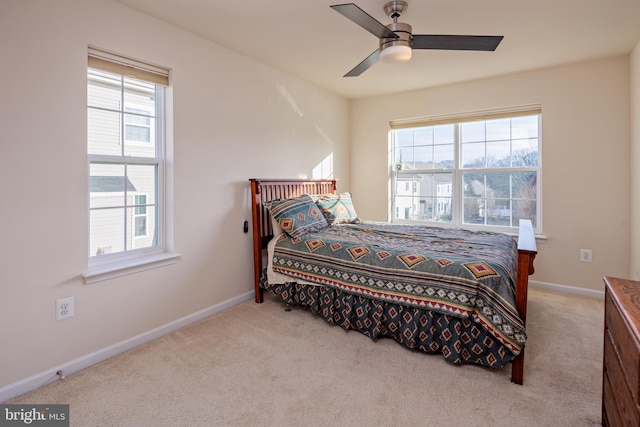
249, 178, 537, 384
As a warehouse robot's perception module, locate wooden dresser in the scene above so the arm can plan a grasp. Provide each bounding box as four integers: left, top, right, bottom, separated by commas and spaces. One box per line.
603, 276, 640, 426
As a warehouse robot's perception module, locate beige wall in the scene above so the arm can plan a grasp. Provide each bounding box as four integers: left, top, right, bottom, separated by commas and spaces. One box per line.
1, 0, 636, 395
350, 56, 631, 293
631, 41, 640, 279
0, 0, 350, 388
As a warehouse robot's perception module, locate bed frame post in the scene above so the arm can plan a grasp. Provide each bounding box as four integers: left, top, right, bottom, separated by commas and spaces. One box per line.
511, 219, 537, 385
250, 179, 264, 303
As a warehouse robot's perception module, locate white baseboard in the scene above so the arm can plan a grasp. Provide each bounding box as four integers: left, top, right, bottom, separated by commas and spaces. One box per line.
530, 280, 604, 299
0, 291, 254, 403
1, 282, 600, 402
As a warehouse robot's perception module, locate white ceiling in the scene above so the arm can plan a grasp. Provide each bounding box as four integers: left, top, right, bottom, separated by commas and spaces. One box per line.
114, 0, 640, 100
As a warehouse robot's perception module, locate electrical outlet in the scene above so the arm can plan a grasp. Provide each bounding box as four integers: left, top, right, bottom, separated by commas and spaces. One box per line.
56, 297, 74, 320
580, 249, 593, 263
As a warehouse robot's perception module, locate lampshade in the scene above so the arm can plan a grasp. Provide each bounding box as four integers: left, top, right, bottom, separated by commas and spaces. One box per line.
379, 44, 412, 63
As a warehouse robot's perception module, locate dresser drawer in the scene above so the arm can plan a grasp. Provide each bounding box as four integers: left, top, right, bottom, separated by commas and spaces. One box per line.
606, 291, 640, 404
604, 330, 640, 425
603, 372, 622, 427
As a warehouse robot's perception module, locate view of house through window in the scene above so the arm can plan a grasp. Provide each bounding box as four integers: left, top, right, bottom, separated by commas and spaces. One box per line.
391, 111, 540, 230
87, 50, 168, 259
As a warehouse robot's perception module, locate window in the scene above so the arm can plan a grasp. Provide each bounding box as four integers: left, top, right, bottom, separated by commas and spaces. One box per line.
391, 109, 541, 231
85, 48, 177, 283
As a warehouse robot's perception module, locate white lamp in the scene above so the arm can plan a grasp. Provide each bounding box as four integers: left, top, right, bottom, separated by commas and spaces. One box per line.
379, 44, 412, 63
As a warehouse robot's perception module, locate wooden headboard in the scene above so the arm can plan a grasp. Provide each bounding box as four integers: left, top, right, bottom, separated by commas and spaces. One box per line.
249, 178, 338, 303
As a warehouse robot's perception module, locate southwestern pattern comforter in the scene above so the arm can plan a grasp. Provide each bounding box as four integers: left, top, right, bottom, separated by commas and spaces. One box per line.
263, 221, 526, 369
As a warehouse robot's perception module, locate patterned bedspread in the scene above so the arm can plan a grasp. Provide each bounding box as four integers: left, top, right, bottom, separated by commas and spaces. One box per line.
271, 221, 526, 355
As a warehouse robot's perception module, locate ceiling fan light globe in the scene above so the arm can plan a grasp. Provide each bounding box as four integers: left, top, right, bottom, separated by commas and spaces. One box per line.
380, 44, 412, 63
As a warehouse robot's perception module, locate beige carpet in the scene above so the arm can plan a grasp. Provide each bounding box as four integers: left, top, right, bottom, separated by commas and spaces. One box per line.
7, 287, 604, 427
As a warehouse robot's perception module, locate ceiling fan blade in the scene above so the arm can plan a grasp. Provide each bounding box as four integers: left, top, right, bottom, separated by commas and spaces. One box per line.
344, 49, 380, 77
412, 35, 503, 51
331, 3, 397, 39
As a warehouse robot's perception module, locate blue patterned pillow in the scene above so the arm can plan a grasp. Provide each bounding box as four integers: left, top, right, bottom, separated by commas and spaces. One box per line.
314, 193, 360, 225
268, 194, 328, 237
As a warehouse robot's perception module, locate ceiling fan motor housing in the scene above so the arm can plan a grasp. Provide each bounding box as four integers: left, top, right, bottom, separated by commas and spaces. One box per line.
380, 21, 413, 62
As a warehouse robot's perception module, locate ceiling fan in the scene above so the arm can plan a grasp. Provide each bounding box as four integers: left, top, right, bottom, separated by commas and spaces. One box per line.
330, 1, 503, 77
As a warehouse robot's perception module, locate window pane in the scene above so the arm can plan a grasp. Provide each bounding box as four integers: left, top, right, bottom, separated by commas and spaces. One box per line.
89, 163, 127, 208
123, 78, 156, 114
486, 140, 510, 167
512, 171, 537, 199
127, 206, 157, 250
463, 172, 484, 197
461, 121, 484, 143
433, 124, 454, 144
122, 79, 156, 158
124, 116, 156, 157
88, 109, 121, 155
89, 163, 158, 256
461, 142, 485, 168
485, 172, 511, 198
486, 118, 511, 141
463, 197, 485, 224
397, 147, 414, 169
128, 164, 157, 205
412, 127, 432, 145
124, 108, 152, 146
433, 144, 454, 169
512, 138, 539, 166
90, 208, 125, 256
513, 199, 537, 228
413, 145, 432, 167
87, 71, 158, 158
394, 173, 452, 222
395, 195, 422, 220
512, 115, 539, 139
395, 129, 414, 148
486, 199, 511, 226
88, 69, 122, 110
463, 172, 491, 225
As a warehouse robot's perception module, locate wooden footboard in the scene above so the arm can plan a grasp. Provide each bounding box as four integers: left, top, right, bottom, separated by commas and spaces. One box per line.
248, 178, 537, 384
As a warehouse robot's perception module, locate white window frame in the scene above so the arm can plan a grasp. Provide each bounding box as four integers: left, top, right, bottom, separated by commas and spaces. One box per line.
84, 47, 179, 284
390, 107, 542, 234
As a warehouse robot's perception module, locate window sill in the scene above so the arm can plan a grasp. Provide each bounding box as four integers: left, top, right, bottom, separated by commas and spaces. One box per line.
83, 252, 181, 284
